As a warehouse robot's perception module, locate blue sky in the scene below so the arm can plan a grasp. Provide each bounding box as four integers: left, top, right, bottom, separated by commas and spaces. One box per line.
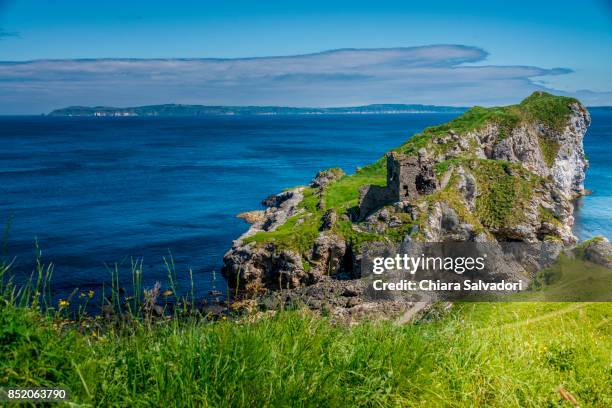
0, 0, 611, 113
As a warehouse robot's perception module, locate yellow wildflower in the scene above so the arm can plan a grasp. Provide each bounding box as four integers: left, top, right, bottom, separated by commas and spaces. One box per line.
58, 299, 69, 308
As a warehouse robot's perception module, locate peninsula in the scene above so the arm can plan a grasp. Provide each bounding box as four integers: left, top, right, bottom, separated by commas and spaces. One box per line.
222, 91, 611, 319
48, 104, 467, 117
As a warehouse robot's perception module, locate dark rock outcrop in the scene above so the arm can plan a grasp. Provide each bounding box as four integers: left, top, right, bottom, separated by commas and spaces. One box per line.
308, 232, 347, 276
223, 187, 306, 289
310, 168, 345, 189
223, 242, 309, 290
320, 209, 337, 231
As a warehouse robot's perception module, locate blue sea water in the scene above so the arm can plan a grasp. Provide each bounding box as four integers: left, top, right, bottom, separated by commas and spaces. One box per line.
574, 110, 612, 240
1, 113, 610, 300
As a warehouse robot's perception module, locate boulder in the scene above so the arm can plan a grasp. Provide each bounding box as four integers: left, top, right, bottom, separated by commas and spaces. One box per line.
308, 232, 347, 277
236, 210, 265, 224
320, 209, 337, 231
310, 168, 345, 189
581, 237, 612, 268
223, 242, 310, 290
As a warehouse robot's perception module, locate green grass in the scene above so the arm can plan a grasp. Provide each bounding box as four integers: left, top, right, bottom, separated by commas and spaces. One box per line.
416, 188, 487, 237
2, 296, 610, 406
525, 254, 612, 301
244, 188, 322, 253
421, 105, 521, 139
520, 92, 580, 132
470, 159, 544, 229
539, 205, 563, 227
323, 160, 386, 210
434, 158, 462, 176
244, 162, 389, 254
1, 245, 611, 407
539, 135, 561, 168
394, 103, 521, 157
394, 91, 579, 158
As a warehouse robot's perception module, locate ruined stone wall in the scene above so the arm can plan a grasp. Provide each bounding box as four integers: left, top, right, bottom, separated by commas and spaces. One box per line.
358, 185, 395, 220
387, 153, 421, 201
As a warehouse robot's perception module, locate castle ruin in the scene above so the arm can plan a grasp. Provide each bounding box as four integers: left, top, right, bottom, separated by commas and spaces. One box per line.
358, 151, 438, 220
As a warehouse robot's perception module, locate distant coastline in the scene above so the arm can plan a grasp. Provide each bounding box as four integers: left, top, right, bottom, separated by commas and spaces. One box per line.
48, 103, 468, 117
46, 104, 612, 117
589, 106, 612, 112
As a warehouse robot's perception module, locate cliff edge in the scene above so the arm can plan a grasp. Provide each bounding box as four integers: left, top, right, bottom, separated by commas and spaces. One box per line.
223, 92, 591, 293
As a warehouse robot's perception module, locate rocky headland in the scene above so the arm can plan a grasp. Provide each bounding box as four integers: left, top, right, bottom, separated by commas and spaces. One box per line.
222, 92, 609, 322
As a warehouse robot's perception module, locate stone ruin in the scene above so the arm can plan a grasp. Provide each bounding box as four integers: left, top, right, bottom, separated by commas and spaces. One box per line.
357, 151, 438, 220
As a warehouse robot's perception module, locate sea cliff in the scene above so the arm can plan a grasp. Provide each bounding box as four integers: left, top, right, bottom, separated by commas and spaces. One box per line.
222, 92, 596, 317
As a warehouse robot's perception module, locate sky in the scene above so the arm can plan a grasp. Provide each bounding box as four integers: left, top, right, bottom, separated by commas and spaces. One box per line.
0, 0, 611, 114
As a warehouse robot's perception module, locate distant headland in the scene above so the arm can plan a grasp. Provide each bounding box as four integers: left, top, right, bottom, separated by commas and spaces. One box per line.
48, 104, 468, 117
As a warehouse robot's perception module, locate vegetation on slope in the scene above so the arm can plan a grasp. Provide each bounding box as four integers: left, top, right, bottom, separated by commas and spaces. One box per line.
539, 135, 562, 168
470, 159, 545, 229
1, 255, 610, 407
323, 161, 386, 211
520, 91, 581, 132
395, 90, 578, 155
392, 91, 578, 159
243, 187, 322, 253
3, 302, 610, 407
425, 157, 547, 234
244, 162, 391, 253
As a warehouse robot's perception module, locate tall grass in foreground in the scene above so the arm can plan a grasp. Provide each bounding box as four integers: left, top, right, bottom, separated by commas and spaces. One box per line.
0, 257, 610, 407
0, 245, 211, 324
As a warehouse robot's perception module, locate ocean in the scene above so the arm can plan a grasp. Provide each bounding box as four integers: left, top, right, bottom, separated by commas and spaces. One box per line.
1, 112, 610, 301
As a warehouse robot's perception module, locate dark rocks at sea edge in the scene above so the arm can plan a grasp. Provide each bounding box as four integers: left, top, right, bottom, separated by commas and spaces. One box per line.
222, 92, 606, 322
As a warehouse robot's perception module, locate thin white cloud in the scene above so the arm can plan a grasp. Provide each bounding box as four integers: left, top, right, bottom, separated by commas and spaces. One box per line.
0, 28, 20, 39
0, 45, 609, 114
